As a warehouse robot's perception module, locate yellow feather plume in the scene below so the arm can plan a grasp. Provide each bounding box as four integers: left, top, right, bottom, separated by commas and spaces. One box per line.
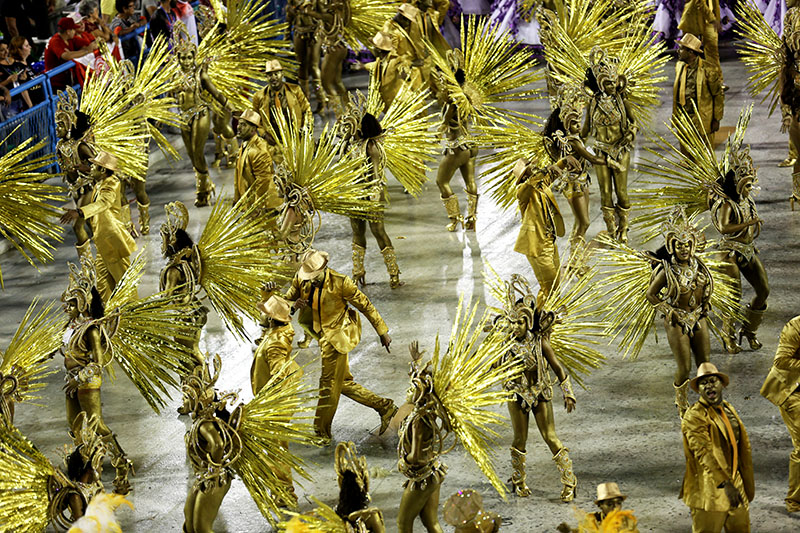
343, 0, 400, 51
0, 423, 54, 531
735, 0, 784, 114
67, 492, 133, 533
279, 497, 347, 532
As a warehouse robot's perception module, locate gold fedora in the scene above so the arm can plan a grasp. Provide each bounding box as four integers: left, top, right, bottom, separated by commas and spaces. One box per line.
690, 362, 729, 392
265, 59, 283, 73
595, 482, 627, 504
240, 109, 261, 127
89, 151, 118, 172
297, 249, 330, 281
263, 295, 292, 323
677, 34, 704, 57
399, 3, 420, 20
372, 31, 394, 52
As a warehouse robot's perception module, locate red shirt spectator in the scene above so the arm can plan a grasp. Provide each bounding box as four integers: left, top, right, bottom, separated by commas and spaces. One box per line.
44, 17, 97, 90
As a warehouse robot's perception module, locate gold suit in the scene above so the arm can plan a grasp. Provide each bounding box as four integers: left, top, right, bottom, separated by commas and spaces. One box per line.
365, 55, 402, 111
514, 164, 565, 299
679, 0, 722, 74
80, 176, 136, 301
382, 18, 425, 91
760, 316, 800, 513
681, 399, 754, 532
578, 510, 639, 533
672, 58, 724, 148
284, 268, 393, 439
234, 133, 282, 211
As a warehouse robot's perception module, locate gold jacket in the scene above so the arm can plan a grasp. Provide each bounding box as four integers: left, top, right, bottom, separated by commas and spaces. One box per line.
252, 322, 301, 393
514, 166, 565, 258
680, 399, 755, 511
284, 268, 388, 353
365, 56, 401, 110
234, 134, 282, 210
678, 0, 720, 36
253, 82, 312, 131
80, 176, 136, 263
578, 509, 639, 533
382, 19, 425, 91
761, 316, 800, 407
672, 59, 724, 136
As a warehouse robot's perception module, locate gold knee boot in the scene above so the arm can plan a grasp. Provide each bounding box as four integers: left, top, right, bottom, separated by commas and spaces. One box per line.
722, 318, 742, 354
352, 243, 366, 287
552, 447, 577, 502
76, 240, 93, 261
313, 82, 328, 114
601, 206, 617, 238
615, 205, 630, 243
102, 433, 133, 495
739, 304, 766, 351
442, 194, 462, 232
510, 447, 531, 497
464, 192, 478, 231
195, 171, 215, 207
212, 134, 223, 168
792, 172, 800, 210
674, 379, 689, 419
381, 246, 404, 289
137, 201, 150, 235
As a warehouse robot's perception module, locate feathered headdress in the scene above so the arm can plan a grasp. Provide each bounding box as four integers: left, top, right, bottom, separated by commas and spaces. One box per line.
662, 207, 705, 256
62, 258, 97, 314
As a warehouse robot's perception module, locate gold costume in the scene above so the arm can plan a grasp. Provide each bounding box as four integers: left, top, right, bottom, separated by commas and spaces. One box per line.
673, 44, 724, 148
514, 160, 566, 299
234, 130, 282, 211
253, 82, 313, 133
760, 316, 800, 513
577, 510, 639, 533
283, 257, 395, 442
79, 167, 136, 302
679, 0, 722, 74
382, 10, 425, 91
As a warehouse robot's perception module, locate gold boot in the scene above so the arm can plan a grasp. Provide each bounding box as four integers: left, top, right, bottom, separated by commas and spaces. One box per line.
102, 433, 134, 495
137, 201, 150, 235
739, 304, 766, 351
792, 172, 800, 211
212, 134, 223, 168
352, 243, 366, 287
674, 379, 689, 419
510, 447, 531, 497
722, 319, 742, 354
601, 206, 617, 238
381, 246, 404, 289
553, 447, 577, 502
464, 192, 478, 231
75, 240, 93, 261
442, 194, 462, 232
313, 82, 328, 114
195, 171, 215, 207
615, 204, 630, 243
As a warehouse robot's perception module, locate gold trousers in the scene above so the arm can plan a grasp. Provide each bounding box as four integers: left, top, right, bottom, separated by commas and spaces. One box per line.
315, 337, 392, 439
96, 253, 132, 302
781, 392, 800, 509
526, 239, 560, 300
690, 506, 750, 533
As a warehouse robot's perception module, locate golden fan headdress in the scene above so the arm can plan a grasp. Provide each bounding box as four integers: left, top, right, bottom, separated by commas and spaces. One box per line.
426, 298, 518, 498
429, 15, 542, 126
196, 196, 293, 340
103, 252, 204, 413
0, 132, 64, 287
235, 358, 317, 526
0, 298, 63, 423
734, 0, 784, 114
272, 109, 383, 221
193, 1, 295, 109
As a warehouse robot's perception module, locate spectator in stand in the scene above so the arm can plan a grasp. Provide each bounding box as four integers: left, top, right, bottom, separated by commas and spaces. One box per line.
8, 36, 44, 105
44, 17, 98, 90
79, 0, 120, 51
111, 0, 146, 61
0, 41, 26, 118
149, 0, 177, 46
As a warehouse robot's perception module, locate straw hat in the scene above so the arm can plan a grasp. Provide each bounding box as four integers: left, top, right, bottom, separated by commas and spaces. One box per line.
595, 482, 627, 504
265, 59, 283, 73
512, 158, 530, 181
399, 3, 420, 20
690, 362, 729, 392
263, 295, 292, 323
297, 249, 329, 281
240, 109, 261, 127
372, 31, 394, 52
677, 34, 704, 57
89, 151, 118, 172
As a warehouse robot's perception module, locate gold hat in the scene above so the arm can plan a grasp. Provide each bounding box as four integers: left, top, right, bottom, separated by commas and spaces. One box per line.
263, 295, 291, 323
399, 3, 420, 20
443, 489, 483, 525
297, 249, 329, 280
240, 109, 261, 127
89, 151, 118, 172
512, 158, 529, 181
690, 362, 729, 392
677, 34, 704, 56
372, 31, 394, 52
265, 59, 283, 73
595, 482, 627, 504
